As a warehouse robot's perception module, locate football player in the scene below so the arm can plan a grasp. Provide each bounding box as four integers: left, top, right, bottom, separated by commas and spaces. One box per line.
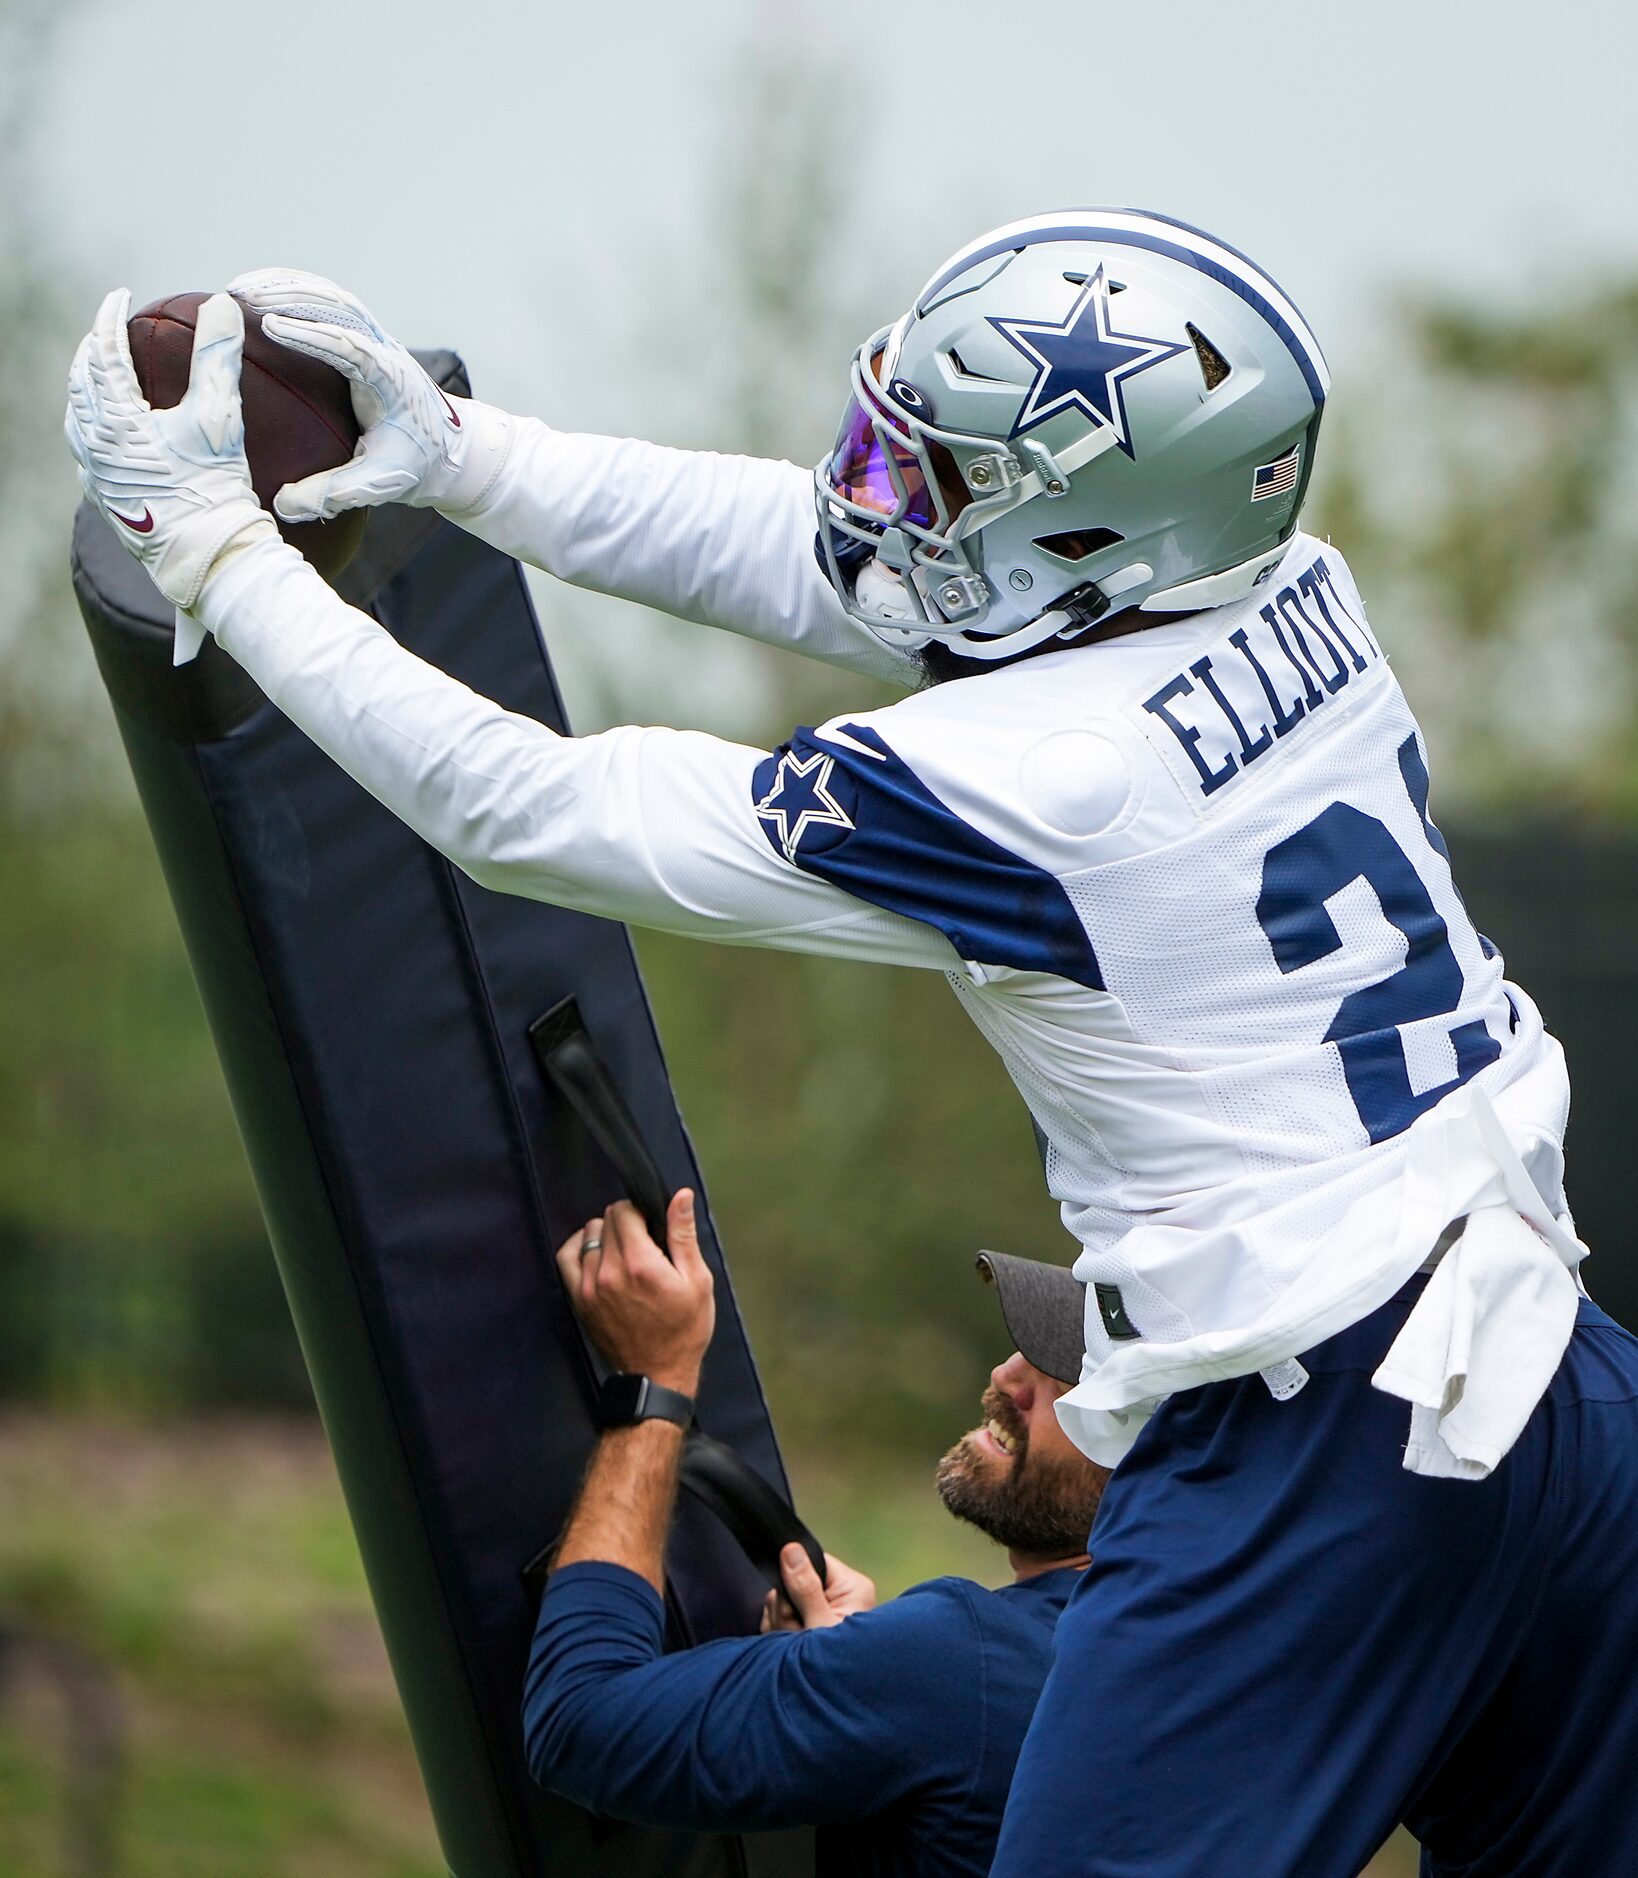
65, 213, 1638, 1875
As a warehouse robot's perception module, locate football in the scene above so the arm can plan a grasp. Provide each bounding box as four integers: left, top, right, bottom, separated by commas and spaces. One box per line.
126, 291, 368, 583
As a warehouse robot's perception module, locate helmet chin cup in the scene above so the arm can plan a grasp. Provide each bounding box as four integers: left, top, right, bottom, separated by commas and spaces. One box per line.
854, 553, 921, 627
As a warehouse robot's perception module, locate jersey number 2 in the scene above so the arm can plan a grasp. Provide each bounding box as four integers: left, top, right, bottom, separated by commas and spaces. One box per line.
1255, 736, 1500, 1144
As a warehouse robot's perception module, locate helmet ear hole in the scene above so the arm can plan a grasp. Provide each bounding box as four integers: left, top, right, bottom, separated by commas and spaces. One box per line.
1034, 527, 1125, 563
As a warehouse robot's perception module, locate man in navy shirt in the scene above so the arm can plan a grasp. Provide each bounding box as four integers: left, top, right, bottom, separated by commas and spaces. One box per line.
524, 1189, 1106, 1877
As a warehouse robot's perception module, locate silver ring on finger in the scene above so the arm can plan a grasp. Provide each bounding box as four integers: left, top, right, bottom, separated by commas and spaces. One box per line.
581, 1237, 603, 1257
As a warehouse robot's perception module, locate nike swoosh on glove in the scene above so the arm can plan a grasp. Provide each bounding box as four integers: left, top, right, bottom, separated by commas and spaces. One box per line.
64, 288, 276, 611
227, 268, 512, 522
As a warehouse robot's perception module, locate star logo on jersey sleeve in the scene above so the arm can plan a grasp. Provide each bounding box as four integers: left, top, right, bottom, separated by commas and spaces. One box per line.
755, 746, 855, 860
990, 265, 1188, 457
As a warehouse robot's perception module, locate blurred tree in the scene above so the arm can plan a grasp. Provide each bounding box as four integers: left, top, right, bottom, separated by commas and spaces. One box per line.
0, 0, 280, 1409
1310, 281, 1638, 817
538, 10, 921, 746
0, 0, 92, 808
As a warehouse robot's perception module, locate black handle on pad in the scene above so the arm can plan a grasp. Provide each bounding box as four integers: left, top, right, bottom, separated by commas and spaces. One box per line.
529, 998, 827, 1588
530, 998, 672, 1245
676, 1432, 827, 1589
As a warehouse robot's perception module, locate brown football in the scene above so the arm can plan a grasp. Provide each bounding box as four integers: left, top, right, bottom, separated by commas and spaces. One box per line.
126, 291, 368, 583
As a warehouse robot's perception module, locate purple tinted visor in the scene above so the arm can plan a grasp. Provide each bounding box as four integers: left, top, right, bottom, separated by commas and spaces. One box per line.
824, 393, 936, 531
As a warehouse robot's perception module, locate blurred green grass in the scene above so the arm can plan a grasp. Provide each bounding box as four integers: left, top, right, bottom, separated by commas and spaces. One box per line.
0, 1413, 1022, 1878
0, 1414, 439, 1877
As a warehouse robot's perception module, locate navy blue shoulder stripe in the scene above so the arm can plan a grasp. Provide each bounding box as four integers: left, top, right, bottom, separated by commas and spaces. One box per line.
752, 722, 1104, 990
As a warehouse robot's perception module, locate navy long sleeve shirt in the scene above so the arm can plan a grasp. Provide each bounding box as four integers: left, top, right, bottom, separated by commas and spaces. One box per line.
523, 1559, 1079, 1878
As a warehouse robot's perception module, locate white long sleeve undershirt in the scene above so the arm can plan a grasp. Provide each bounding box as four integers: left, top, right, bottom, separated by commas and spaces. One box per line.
195, 534, 954, 973
445, 417, 920, 686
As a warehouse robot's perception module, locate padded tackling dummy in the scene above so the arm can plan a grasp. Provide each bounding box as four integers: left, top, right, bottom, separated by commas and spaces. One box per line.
70, 353, 817, 1878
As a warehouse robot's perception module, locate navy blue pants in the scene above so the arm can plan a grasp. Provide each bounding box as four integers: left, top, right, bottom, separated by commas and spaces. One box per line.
991, 1283, 1638, 1877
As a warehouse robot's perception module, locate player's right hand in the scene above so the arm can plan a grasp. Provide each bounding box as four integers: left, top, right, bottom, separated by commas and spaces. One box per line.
227, 268, 511, 521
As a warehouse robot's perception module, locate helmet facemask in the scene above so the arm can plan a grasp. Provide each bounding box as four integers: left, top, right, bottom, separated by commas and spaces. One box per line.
816, 327, 1123, 662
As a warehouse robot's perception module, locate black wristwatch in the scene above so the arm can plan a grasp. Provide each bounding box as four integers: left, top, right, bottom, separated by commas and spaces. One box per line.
595, 1372, 696, 1431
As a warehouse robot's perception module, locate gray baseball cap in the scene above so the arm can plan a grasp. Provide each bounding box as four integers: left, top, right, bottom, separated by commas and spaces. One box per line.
975, 1251, 1086, 1387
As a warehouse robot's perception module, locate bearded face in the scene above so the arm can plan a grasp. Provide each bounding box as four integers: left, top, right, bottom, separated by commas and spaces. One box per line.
936, 1382, 1107, 1558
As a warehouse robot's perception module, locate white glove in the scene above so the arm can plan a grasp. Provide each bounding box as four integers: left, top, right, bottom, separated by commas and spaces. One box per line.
64, 288, 276, 612
226, 267, 512, 522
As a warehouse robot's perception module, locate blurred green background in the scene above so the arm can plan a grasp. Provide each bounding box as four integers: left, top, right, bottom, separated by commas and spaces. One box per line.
6, 2, 1637, 1873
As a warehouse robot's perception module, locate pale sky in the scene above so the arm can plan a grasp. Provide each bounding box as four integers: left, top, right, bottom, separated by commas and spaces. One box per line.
26, 0, 1638, 731
36, 0, 1632, 400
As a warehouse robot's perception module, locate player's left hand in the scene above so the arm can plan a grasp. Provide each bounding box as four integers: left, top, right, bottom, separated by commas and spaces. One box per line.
555, 1191, 716, 1397
227, 267, 509, 522
64, 288, 275, 610
760, 1547, 877, 1633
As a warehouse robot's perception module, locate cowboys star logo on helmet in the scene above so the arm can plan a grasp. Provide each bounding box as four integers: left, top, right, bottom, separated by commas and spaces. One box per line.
990, 265, 1189, 454
814, 208, 1330, 664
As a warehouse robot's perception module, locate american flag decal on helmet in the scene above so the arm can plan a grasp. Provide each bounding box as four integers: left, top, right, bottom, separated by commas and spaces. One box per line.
1251, 444, 1301, 501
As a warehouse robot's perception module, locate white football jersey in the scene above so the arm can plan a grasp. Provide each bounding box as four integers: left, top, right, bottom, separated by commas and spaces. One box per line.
198, 416, 1584, 1477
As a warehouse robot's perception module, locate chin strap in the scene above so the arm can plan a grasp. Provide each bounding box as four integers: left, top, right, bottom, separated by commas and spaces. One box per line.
943, 535, 1296, 663
851, 486, 1293, 668
1142, 541, 1290, 612
931, 577, 1115, 665
958, 531, 1295, 657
